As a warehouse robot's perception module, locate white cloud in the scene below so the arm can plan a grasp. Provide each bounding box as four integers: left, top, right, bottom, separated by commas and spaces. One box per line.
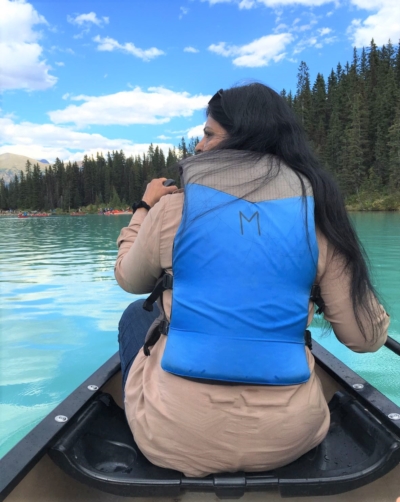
208, 33, 293, 67
274, 23, 289, 32
50, 46, 74, 55
67, 12, 109, 27
187, 124, 205, 139
347, 0, 400, 46
48, 87, 211, 127
55, 61, 65, 66
255, 0, 333, 5
239, 0, 256, 8
179, 6, 189, 18
93, 35, 164, 61
222, 0, 400, 45
318, 27, 332, 36
0, 116, 174, 163
292, 31, 337, 54
201, 0, 233, 4
157, 134, 171, 140
0, 0, 57, 91
202, 0, 334, 7
184, 46, 200, 53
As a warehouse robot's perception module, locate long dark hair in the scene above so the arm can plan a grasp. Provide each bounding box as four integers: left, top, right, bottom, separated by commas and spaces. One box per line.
205, 82, 382, 342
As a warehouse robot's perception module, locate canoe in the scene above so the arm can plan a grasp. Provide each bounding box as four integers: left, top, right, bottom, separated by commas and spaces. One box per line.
1, 339, 399, 502
17, 213, 51, 218
103, 210, 133, 216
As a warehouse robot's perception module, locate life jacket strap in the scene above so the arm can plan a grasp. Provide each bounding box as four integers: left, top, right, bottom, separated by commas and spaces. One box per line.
143, 274, 173, 356
304, 329, 312, 350
143, 273, 173, 312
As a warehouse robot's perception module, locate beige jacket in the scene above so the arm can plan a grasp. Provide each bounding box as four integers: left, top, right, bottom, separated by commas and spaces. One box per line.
115, 157, 388, 477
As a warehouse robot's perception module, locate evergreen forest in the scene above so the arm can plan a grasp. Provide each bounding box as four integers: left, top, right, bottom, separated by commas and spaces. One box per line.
1, 40, 400, 212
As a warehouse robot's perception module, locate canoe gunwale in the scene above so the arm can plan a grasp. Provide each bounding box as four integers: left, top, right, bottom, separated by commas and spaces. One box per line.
312, 342, 400, 437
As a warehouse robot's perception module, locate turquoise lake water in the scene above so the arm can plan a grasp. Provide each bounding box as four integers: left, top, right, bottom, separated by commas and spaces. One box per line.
0, 212, 399, 459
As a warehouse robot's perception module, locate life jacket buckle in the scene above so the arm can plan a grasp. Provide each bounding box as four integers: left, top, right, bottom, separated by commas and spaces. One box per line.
142, 299, 154, 312
159, 320, 170, 336
162, 274, 173, 289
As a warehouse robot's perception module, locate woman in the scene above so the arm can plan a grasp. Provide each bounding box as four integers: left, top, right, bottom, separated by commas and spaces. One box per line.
115, 83, 389, 477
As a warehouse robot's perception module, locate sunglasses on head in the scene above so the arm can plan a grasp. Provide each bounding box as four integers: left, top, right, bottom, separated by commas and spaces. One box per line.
208, 89, 223, 105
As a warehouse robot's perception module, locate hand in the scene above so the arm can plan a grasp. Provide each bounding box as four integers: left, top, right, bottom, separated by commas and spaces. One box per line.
142, 178, 178, 208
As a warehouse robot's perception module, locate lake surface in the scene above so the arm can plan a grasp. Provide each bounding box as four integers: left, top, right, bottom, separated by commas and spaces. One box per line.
0, 212, 399, 459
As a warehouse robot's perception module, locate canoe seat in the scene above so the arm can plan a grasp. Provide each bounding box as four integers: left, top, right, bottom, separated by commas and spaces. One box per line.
49, 391, 400, 499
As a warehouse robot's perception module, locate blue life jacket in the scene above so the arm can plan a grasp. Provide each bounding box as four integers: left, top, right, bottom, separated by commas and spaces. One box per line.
160, 171, 318, 386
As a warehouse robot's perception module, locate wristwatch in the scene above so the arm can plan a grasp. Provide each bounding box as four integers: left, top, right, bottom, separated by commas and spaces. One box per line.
132, 200, 151, 214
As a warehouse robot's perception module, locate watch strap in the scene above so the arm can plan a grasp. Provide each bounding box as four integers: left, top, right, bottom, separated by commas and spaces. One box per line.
132, 200, 151, 213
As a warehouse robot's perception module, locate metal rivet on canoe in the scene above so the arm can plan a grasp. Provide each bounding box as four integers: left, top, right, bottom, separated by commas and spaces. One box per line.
55, 415, 68, 423
388, 413, 400, 420
352, 383, 364, 390
87, 385, 99, 391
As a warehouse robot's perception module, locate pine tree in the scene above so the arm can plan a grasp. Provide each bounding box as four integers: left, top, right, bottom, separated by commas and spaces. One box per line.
53, 158, 65, 208
178, 137, 188, 159
187, 137, 199, 156
110, 186, 121, 208
19, 170, 28, 209
325, 107, 343, 177
388, 102, 400, 190
166, 148, 178, 167
311, 73, 327, 156
72, 162, 82, 208
31, 164, 43, 210
0, 178, 8, 210
24, 160, 33, 209
294, 61, 312, 136
341, 93, 367, 194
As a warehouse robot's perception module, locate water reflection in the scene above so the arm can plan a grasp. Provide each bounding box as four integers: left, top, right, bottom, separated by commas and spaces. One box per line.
0, 215, 139, 458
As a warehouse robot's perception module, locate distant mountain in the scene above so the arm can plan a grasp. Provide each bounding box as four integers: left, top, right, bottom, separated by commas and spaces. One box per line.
0, 153, 51, 184
39, 158, 50, 164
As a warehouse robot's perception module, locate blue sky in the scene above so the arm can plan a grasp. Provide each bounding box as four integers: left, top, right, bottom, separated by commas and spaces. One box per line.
1, 0, 399, 163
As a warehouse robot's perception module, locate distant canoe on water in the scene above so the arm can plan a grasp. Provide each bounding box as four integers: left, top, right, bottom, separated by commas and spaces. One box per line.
102, 209, 132, 216
18, 212, 51, 218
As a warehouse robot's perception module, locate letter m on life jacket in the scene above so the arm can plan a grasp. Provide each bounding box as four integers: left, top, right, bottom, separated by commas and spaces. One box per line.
239, 211, 261, 236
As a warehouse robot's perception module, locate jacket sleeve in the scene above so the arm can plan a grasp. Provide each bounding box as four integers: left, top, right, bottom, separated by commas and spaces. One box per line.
316, 231, 389, 353
114, 198, 168, 294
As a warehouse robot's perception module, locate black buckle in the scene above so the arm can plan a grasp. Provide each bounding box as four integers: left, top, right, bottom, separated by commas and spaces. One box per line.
159, 320, 170, 336
142, 299, 154, 312
162, 274, 173, 289
304, 329, 312, 350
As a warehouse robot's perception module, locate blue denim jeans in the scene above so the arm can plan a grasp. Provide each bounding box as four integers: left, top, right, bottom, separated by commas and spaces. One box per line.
118, 299, 160, 390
